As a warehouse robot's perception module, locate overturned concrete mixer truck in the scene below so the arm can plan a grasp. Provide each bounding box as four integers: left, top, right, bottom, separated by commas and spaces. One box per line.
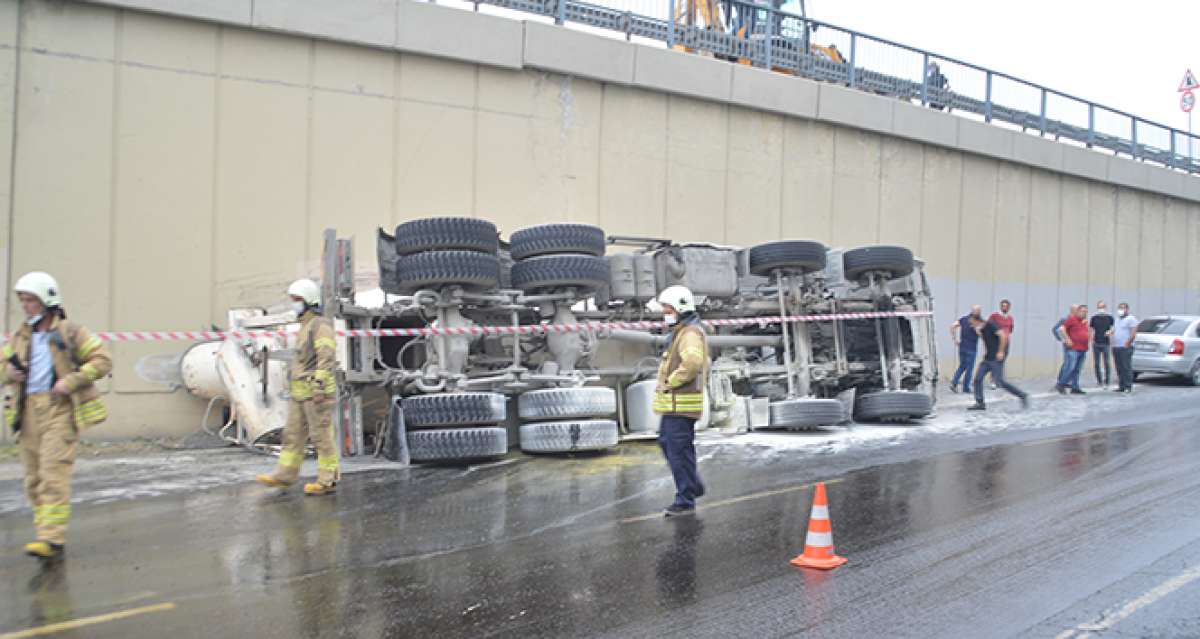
310, 217, 940, 463
181, 219, 938, 462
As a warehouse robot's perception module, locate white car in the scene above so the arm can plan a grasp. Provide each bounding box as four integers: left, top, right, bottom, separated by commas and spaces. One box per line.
1131, 315, 1200, 386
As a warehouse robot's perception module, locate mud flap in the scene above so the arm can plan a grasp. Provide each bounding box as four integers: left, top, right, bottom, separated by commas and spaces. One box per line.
836, 387, 857, 424
383, 396, 410, 465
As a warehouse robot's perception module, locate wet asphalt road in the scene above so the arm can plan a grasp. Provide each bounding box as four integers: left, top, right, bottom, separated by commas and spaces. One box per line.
3, 382, 1200, 638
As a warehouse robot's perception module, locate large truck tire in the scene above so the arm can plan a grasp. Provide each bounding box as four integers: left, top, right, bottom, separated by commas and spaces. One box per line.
518, 387, 617, 421
854, 391, 932, 423
408, 427, 507, 462
843, 245, 914, 281
748, 240, 828, 276
396, 251, 500, 292
394, 217, 499, 255
519, 419, 618, 453
767, 398, 845, 430
511, 254, 609, 293
402, 392, 507, 429
510, 224, 606, 260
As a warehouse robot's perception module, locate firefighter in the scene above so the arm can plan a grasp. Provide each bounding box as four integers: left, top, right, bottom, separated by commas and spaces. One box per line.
256, 279, 340, 495
2, 272, 112, 559
653, 285, 709, 517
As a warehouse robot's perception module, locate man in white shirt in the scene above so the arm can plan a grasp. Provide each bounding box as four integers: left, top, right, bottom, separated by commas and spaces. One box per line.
1111, 302, 1139, 394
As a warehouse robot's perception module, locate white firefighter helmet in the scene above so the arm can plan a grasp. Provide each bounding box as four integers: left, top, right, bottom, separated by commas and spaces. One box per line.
14, 271, 62, 308
287, 279, 322, 306
657, 285, 696, 314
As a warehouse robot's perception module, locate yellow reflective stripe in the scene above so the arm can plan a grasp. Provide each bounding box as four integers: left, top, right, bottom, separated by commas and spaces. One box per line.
76, 335, 103, 359
317, 456, 339, 471
290, 380, 313, 399
33, 505, 44, 525
5, 408, 17, 427
310, 370, 335, 394
278, 450, 303, 468
313, 338, 336, 351
74, 399, 107, 424
1, 344, 12, 357
41, 504, 71, 524
80, 363, 103, 381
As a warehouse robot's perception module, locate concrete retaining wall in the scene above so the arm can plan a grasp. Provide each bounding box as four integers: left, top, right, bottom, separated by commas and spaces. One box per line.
1, 0, 1197, 440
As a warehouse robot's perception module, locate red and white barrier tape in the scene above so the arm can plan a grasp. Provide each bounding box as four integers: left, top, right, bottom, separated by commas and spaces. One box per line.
81, 310, 932, 342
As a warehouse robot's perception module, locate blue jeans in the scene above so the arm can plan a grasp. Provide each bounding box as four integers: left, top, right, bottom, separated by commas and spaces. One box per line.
659, 415, 705, 508
952, 349, 977, 391
1057, 349, 1087, 390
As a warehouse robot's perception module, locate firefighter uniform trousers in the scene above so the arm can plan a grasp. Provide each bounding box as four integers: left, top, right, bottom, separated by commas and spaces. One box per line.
273, 398, 339, 486
19, 393, 78, 546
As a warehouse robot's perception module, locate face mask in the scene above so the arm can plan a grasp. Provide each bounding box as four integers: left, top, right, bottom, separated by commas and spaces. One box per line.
1118, 309, 1127, 317
663, 313, 678, 326
292, 301, 308, 316
25, 314, 42, 327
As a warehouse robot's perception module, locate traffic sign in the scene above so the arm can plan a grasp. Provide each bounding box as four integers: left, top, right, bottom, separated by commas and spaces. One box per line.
1179, 69, 1199, 92
1182, 90, 1195, 113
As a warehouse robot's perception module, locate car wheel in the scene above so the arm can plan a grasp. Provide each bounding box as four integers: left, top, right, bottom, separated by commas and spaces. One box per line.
510, 224, 606, 260
842, 245, 914, 281
747, 240, 828, 276
766, 398, 845, 430
1190, 360, 1200, 387
511, 254, 609, 293
408, 427, 507, 462
519, 419, 618, 453
396, 250, 501, 292
403, 392, 507, 429
394, 217, 499, 255
854, 391, 932, 423
518, 387, 617, 421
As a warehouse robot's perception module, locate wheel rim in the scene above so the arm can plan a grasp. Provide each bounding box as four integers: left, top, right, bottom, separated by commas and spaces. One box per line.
1193, 363, 1200, 385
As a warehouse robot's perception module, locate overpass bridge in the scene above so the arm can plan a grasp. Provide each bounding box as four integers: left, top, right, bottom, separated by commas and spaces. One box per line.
0, 0, 1197, 439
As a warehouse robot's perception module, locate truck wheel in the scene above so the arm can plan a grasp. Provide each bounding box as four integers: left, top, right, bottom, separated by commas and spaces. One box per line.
767, 398, 845, 430
511, 254, 609, 293
396, 250, 500, 292
394, 217, 499, 255
518, 387, 616, 421
843, 245, 914, 281
510, 224, 606, 260
854, 391, 932, 423
519, 419, 618, 453
408, 427, 507, 462
748, 240, 827, 276
403, 392, 507, 429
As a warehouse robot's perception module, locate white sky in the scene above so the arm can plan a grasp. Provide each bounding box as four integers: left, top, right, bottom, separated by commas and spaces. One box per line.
802, 0, 1200, 133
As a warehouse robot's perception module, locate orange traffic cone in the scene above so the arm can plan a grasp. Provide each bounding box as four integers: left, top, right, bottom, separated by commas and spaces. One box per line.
790, 481, 848, 570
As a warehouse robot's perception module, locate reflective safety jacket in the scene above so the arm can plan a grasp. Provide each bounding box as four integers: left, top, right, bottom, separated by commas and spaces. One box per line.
289, 310, 337, 401
1, 317, 112, 431
652, 316, 709, 419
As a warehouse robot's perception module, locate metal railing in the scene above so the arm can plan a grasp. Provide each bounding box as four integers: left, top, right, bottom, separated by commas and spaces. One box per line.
469, 0, 1200, 175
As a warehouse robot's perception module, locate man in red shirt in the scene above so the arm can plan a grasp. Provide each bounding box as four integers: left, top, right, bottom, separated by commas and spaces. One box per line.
1055, 304, 1089, 395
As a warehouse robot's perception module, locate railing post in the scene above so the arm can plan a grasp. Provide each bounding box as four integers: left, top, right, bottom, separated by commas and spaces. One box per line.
1087, 104, 1095, 148
984, 71, 993, 123
1131, 118, 1138, 160
1170, 131, 1177, 169
920, 53, 929, 106
1039, 89, 1047, 136
764, 10, 773, 71
667, 0, 675, 49
848, 33, 856, 87
556, 0, 565, 25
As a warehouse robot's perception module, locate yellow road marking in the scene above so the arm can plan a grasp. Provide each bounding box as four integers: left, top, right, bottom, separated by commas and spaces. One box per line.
0, 602, 176, 639
619, 477, 845, 524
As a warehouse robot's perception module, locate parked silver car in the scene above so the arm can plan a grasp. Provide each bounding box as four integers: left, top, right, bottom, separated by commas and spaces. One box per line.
1131, 315, 1200, 385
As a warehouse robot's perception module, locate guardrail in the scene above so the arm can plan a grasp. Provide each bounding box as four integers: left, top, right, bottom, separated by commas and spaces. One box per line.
469, 0, 1200, 175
